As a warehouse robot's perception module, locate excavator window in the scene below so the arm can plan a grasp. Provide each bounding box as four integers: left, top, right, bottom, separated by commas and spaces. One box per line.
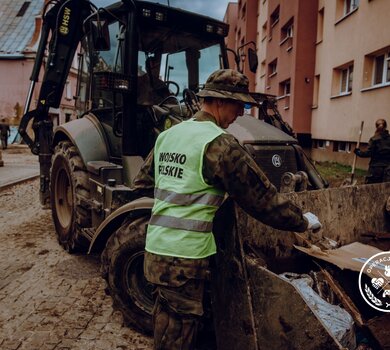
137, 44, 222, 101
90, 22, 123, 112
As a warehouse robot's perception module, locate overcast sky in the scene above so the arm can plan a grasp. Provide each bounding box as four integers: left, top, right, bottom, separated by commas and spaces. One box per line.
93, 0, 236, 20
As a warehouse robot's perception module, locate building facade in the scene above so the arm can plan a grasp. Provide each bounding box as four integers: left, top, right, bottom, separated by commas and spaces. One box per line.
311, 0, 390, 167
224, 3, 238, 70
255, 0, 318, 147
224, 0, 258, 91
225, 0, 390, 168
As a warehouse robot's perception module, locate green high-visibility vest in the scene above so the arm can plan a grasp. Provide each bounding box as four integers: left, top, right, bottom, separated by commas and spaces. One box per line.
146, 120, 226, 259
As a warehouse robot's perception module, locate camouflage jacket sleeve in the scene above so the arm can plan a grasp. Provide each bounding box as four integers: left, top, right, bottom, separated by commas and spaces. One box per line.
132, 148, 155, 198
203, 134, 308, 232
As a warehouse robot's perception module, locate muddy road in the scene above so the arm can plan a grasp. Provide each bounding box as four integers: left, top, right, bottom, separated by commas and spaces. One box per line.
0, 178, 153, 350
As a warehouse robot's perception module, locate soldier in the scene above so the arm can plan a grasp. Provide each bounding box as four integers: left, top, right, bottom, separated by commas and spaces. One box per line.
355, 118, 390, 183
133, 69, 321, 350
0, 119, 10, 150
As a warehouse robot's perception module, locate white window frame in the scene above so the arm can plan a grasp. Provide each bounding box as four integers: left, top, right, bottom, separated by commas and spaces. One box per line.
372, 52, 390, 86
337, 141, 351, 153
344, 0, 359, 15
340, 65, 353, 94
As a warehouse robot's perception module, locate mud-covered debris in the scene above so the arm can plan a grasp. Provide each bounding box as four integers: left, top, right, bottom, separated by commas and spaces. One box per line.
280, 272, 356, 349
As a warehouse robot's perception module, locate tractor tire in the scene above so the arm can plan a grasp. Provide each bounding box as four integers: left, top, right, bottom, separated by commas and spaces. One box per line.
50, 140, 91, 253
101, 214, 154, 334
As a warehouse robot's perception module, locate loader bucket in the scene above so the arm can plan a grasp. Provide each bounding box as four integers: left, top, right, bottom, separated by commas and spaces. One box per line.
211, 182, 390, 350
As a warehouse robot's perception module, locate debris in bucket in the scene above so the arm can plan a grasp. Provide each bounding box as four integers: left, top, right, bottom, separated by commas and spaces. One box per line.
280, 272, 356, 349
294, 230, 339, 256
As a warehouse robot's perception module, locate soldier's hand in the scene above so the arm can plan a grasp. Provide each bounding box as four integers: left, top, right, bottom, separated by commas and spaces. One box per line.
303, 212, 322, 233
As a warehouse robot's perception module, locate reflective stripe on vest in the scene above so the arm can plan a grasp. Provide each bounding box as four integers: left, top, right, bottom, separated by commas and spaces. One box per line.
145, 120, 226, 259
149, 214, 213, 233
154, 188, 224, 207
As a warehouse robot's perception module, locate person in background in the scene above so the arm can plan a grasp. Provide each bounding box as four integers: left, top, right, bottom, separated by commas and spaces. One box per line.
0, 119, 11, 150
133, 69, 321, 350
355, 118, 390, 184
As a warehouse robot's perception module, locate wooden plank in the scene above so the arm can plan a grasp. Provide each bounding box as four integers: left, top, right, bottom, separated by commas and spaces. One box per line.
320, 268, 365, 328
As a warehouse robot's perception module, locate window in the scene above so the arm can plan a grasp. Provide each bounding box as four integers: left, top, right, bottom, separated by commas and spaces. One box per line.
279, 79, 291, 109
344, 0, 360, 15
270, 6, 280, 27
340, 65, 353, 93
260, 60, 266, 78
269, 6, 280, 40
282, 23, 293, 40
314, 140, 326, 149
316, 8, 324, 43
362, 48, 390, 89
281, 18, 294, 50
65, 81, 72, 100
336, 0, 359, 21
331, 63, 353, 97
16, 2, 30, 17
334, 141, 351, 153
373, 52, 390, 85
241, 4, 246, 18
280, 79, 291, 96
268, 59, 277, 77
313, 75, 320, 107
262, 21, 267, 41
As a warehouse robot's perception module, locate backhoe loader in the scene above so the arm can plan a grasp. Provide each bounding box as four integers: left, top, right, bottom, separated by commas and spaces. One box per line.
20, 1, 390, 348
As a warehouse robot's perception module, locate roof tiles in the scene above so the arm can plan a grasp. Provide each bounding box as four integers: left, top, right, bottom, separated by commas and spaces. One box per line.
0, 0, 44, 57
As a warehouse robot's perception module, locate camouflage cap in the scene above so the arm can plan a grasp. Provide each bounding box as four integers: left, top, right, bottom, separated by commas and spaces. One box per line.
197, 69, 258, 105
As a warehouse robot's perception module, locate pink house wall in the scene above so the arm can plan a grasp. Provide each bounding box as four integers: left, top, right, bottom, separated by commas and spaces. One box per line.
0, 60, 34, 122
0, 58, 78, 126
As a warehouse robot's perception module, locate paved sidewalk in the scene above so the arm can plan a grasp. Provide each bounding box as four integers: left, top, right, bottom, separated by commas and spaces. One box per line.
0, 145, 39, 189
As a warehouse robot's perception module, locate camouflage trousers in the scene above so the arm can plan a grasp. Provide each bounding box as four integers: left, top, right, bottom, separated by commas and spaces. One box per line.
144, 252, 210, 350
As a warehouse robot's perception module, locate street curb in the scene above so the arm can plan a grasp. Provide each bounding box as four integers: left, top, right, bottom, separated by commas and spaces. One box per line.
0, 174, 40, 191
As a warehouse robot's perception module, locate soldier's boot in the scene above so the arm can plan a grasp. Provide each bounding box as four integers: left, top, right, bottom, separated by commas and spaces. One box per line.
153, 299, 199, 350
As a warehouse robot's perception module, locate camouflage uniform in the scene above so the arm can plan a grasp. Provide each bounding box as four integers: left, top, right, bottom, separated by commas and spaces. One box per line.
133, 69, 308, 350
355, 130, 390, 183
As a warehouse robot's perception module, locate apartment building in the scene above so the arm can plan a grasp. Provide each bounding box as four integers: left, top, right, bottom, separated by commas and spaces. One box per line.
224, 3, 238, 70
224, 0, 258, 91
311, 0, 390, 167
256, 0, 318, 147
225, 0, 390, 168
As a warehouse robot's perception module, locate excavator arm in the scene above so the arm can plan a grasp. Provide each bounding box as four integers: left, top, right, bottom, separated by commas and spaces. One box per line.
19, 0, 97, 206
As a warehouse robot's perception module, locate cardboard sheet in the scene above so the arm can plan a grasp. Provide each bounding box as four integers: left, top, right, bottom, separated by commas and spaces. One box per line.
294, 242, 383, 276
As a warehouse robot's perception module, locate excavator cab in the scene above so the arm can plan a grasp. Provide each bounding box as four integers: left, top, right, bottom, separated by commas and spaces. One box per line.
73, 1, 228, 161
